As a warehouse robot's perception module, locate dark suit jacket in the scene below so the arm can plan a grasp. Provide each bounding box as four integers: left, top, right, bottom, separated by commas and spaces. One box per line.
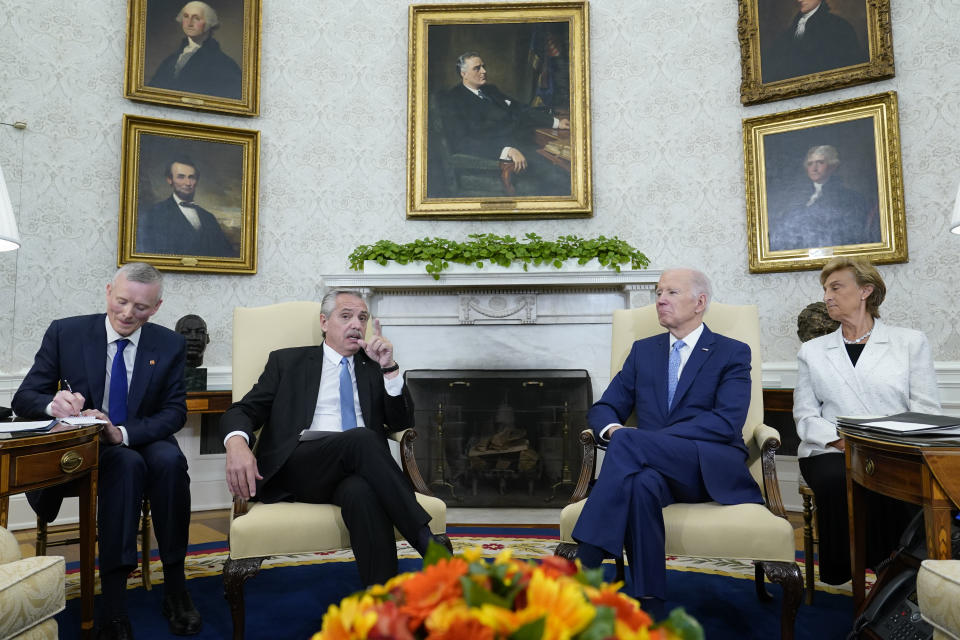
148, 36, 242, 99
762, 1, 868, 83
12, 314, 188, 447
219, 346, 415, 494
137, 196, 237, 258
587, 325, 762, 505
442, 83, 555, 159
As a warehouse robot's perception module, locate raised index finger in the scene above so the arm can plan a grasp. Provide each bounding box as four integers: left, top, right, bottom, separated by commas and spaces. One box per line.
373, 318, 382, 336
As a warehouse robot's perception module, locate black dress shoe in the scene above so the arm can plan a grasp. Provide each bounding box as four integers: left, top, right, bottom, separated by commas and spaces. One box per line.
96, 615, 134, 640
162, 590, 203, 635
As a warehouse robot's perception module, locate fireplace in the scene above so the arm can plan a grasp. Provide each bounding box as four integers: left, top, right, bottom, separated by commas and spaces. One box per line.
405, 369, 592, 507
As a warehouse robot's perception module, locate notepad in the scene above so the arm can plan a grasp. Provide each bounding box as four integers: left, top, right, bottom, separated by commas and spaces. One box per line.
0, 419, 58, 434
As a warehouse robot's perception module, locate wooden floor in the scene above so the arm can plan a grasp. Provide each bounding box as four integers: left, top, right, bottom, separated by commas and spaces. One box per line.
11, 509, 808, 564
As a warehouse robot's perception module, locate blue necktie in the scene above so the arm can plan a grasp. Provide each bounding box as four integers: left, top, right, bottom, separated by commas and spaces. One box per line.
109, 339, 129, 425
667, 339, 685, 409
339, 357, 357, 430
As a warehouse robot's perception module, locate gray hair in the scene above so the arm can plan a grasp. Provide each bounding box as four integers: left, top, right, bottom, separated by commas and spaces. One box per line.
115, 263, 164, 299
663, 267, 712, 312
805, 145, 840, 168
456, 51, 482, 75
320, 288, 366, 318
177, 1, 220, 30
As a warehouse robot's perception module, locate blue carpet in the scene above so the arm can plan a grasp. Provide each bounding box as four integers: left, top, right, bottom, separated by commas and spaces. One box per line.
56, 526, 856, 639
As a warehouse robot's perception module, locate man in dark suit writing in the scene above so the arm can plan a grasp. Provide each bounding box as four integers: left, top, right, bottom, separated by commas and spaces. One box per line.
573, 268, 763, 616
137, 156, 237, 258
441, 51, 571, 196
220, 289, 439, 587
13, 263, 200, 639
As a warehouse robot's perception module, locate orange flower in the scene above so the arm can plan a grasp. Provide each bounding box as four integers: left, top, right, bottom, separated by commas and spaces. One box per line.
538, 555, 578, 579
588, 584, 652, 631
424, 601, 496, 640
399, 556, 469, 629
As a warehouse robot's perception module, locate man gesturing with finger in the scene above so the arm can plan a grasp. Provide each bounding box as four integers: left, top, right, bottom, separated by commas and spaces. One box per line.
220, 288, 439, 586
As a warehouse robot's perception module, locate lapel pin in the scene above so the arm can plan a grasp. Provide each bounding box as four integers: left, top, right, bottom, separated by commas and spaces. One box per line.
701, 348, 710, 351
149, 360, 156, 365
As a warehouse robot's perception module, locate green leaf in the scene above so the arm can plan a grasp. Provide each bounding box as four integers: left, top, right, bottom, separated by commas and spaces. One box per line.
459, 576, 511, 609
655, 607, 705, 640
509, 617, 546, 640
422, 539, 452, 566
575, 606, 614, 640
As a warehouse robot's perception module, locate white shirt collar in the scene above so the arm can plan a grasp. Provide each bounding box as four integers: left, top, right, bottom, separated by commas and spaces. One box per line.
669, 322, 704, 349
104, 315, 142, 347
322, 342, 353, 367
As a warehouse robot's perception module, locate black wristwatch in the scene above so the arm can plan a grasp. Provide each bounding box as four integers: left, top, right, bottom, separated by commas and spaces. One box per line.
381, 361, 400, 373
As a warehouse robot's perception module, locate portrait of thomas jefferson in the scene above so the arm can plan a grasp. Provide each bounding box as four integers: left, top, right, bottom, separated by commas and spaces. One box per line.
766, 143, 879, 252
145, 1, 243, 100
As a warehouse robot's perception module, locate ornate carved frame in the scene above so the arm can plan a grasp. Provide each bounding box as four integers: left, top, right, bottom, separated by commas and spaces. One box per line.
738, 0, 894, 106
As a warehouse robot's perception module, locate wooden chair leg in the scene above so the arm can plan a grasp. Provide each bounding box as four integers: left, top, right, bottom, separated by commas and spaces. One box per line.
801, 491, 815, 605
760, 561, 803, 640
223, 556, 265, 640
36, 518, 48, 556
140, 499, 152, 591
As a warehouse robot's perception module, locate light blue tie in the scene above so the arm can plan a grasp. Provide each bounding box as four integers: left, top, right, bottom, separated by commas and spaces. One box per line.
339, 357, 357, 430
667, 339, 685, 409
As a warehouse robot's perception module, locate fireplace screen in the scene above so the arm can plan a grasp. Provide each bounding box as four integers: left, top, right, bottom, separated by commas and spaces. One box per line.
405, 370, 592, 507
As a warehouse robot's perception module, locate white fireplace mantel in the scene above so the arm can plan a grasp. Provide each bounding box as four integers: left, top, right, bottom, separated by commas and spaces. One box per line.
322, 265, 662, 326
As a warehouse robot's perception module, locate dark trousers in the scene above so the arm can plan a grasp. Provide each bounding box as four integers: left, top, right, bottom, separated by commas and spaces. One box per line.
98, 439, 191, 574
572, 429, 710, 599
27, 438, 191, 575
262, 428, 431, 586
799, 452, 918, 585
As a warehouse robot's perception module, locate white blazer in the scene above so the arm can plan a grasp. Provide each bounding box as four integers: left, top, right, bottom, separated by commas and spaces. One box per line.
793, 319, 941, 458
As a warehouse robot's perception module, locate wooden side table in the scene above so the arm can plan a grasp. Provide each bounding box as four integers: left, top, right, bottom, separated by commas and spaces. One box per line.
838, 426, 960, 613
0, 424, 100, 639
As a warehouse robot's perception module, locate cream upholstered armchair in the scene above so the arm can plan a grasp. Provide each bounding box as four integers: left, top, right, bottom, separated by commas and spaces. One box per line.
222, 301, 450, 640
555, 303, 803, 639
0, 523, 64, 639
918, 559, 960, 640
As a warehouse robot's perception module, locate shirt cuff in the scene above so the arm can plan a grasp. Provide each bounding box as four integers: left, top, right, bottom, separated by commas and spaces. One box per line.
224, 430, 250, 447
384, 374, 404, 397
45, 401, 54, 417
598, 423, 620, 441
118, 425, 129, 447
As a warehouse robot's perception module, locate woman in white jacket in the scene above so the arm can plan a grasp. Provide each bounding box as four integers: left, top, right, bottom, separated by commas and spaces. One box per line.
794, 257, 940, 585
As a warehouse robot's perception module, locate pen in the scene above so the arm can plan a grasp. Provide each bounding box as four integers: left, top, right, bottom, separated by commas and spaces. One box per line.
62, 379, 73, 393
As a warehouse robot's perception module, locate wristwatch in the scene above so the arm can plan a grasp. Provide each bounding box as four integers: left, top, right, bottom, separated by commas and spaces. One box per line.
381, 361, 400, 373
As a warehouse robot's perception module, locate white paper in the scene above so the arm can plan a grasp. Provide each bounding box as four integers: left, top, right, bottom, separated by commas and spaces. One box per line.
0, 420, 57, 433
860, 420, 960, 435
60, 416, 108, 426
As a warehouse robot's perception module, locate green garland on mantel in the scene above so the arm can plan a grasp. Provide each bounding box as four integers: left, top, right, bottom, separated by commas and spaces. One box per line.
348, 233, 650, 279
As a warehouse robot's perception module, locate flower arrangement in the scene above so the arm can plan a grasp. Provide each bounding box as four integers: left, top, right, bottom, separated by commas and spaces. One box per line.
312, 544, 702, 640
348, 233, 650, 279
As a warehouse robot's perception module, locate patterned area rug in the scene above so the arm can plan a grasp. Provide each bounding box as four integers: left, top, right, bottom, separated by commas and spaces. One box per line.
64, 530, 871, 600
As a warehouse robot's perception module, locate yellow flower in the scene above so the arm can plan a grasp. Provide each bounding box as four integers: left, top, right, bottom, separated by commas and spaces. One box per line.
460, 547, 484, 564
519, 569, 595, 640
312, 594, 377, 640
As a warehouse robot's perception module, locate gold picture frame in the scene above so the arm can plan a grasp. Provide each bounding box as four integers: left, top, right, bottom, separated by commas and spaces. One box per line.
407, 1, 592, 219
124, 0, 261, 116
738, 0, 894, 106
118, 114, 259, 274
743, 91, 906, 274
